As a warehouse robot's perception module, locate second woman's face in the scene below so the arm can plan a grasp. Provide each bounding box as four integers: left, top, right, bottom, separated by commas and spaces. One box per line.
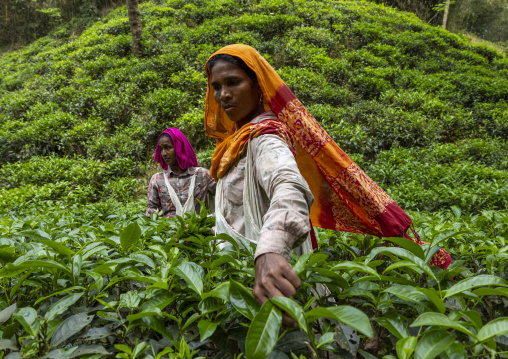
158, 136, 178, 170
210, 60, 263, 128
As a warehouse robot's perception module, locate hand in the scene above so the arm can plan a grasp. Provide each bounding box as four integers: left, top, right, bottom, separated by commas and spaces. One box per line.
253, 252, 302, 328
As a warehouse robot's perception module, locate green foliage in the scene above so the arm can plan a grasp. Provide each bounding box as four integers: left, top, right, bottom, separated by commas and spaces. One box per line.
354, 139, 508, 213
0, 156, 141, 210
278, 67, 352, 106
374, 0, 508, 45
0, 0, 507, 212
0, 1, 508, 357
0, 204, 507, 358
0, 0, 117, 48
447, 0, 508, 43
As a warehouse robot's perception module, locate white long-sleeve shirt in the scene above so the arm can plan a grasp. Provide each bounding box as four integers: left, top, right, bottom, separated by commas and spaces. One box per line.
221, 112, 314, 260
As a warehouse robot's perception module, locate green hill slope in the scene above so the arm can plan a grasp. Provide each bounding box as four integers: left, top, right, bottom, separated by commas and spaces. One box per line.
0, 0, 507, 213
2, 2, 508, 358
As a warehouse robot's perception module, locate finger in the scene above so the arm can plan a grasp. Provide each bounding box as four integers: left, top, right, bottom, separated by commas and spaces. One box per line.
252, 287, 269, 306
283, 267, 302, 289
255, 291, 298, 328
282, 312, 298, 328
273, 277, 298, 298
254, 281, 284, 304
259, 283, 286, 300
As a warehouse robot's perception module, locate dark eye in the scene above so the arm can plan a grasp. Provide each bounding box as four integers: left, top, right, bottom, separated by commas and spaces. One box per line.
212, 84, 220, 91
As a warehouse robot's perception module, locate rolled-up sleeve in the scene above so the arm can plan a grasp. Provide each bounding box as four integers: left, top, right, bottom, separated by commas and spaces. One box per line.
252, 135, 314, 260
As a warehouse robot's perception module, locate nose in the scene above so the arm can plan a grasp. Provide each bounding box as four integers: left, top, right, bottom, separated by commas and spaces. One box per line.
220, 86, 231, 101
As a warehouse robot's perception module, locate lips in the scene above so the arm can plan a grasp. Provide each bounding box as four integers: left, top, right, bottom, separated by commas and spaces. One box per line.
223, 104, 235, 112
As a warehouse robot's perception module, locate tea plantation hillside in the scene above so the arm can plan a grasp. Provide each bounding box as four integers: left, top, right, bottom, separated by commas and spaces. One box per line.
0, 0, 507, 212
1, 0, 508, 358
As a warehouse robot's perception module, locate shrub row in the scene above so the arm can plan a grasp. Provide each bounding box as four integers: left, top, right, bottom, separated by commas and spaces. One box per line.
355, 139, 508, 213
0, 157, 142, 211
0, 0, 506, 212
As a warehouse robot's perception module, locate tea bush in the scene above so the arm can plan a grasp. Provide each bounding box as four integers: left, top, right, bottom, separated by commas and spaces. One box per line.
1, 0, 508, 357
0, 204, 508, 358
349, 139, 508, 213
0, 156, 142, 210
1, 0, 506, 187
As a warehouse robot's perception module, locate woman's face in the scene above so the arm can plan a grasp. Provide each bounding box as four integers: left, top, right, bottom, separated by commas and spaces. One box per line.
158, 135, 178, 170
210, 60, 263, 128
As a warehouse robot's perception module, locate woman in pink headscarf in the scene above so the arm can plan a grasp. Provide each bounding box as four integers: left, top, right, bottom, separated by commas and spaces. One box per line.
146, 128, 216, 218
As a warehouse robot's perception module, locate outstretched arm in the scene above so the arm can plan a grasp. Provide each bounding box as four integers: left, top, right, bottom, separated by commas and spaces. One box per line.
250, 135, 314, 326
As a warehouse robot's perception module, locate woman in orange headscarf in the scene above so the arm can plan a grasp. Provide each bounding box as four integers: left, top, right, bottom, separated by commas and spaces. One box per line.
205, 45, 451, 323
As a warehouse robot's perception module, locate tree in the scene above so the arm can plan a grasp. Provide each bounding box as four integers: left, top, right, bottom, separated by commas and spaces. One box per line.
442, 0, 452, 29
448, 0, 508, 42
372, 0, 443, 24
0, 0, 114, 48
126, 0, 142, 56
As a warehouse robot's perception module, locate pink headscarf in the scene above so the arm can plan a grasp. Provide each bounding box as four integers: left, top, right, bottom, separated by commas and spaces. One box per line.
154, 128, 198, 171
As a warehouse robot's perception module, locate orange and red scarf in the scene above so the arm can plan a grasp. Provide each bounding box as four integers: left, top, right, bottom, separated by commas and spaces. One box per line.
205, 45, 452, 269
210, 118, 294, 179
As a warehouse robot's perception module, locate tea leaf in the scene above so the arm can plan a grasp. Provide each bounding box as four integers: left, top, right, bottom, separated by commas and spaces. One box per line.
451, 206, 462, 219
383, 237, 425, 260
396, 336, 417, 359
0, 339, 18, 351
368, 247, 437, 282
120, 222, 142, 251
442, 343, 467, 359
384, 285, 432, 308
414, 330, 455, 359
270, 296, 308, 334
331, 261, 381, 279
445, 275, 508, 298
80, 326, 113, 341
13, 307, 39, 337
417, 288, 446, 313
198, 320, 218, 342
306, 306, 374, 338
127, 309, 162, 322
229, 280, 260, 321
45, 293, 84, 322
411, 312, 476, 338
477, 317, 508, 343
19, 229, 51, 241
245, 301, 282, 359
375, 312, 409, 339
201, 281, 230, 302
17, 260, 71, 275
35, 239, 75, 257
173, 261, 204, 295
50, 313, 94, 347
130, 253, 156, 269
0, 303, 17, 325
